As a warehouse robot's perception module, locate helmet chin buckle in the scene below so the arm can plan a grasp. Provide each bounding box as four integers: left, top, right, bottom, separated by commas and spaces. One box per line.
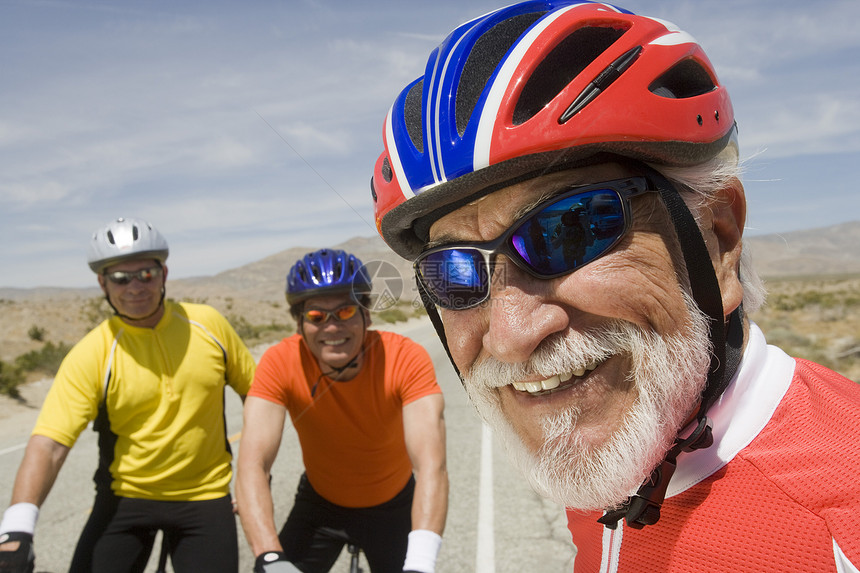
599, 416, 713, 530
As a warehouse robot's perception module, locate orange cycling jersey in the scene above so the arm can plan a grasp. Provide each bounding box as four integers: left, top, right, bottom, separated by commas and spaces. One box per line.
249, 329, 440, 507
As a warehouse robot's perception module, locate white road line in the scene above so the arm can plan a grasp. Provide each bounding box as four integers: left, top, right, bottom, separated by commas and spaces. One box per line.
476, 422, 495, 573
0, 443, 26, 456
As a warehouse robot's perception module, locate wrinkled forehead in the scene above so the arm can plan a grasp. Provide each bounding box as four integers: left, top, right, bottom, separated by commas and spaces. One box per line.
427, 162, 636, 245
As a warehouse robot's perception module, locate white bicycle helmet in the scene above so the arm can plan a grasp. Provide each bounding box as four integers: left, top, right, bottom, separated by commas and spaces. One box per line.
87, 217, 169, 274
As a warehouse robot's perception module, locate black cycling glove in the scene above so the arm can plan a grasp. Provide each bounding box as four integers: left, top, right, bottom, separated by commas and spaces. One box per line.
254, 551, 302, 573
0, 532, 35, 573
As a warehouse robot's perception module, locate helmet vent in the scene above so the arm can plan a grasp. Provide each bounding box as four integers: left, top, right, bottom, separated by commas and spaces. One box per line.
649, 59, 716, 99
132, 226, 139, 240
456, 11, 545, 136
106, 231, 115, 245
514, 25, 626, 125
404, 80, 424, 152
381, 157, 392, 183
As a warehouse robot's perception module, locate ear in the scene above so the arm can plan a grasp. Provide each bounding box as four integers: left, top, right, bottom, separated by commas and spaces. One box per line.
704, 179, 746, 316
97, 273, 108, 294
161, 264, 169, 282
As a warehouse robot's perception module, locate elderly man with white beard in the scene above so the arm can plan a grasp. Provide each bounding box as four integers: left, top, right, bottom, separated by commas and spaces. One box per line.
368, 2, 860, 571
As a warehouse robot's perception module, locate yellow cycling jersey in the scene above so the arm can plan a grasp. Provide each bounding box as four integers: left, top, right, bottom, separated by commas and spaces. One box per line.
33, 301, 255, 501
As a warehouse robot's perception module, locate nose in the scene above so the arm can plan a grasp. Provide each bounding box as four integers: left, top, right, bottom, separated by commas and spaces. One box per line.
481, 257, 568, 364
122, 277, 146, 290
125, 275, 158, 290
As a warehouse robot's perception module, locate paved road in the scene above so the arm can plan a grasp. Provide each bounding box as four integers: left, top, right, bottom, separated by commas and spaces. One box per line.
0, 318, 576, 572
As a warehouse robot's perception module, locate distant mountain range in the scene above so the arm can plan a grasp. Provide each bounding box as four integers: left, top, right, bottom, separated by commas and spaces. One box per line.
145, 219, 860, 298
3, 221, 859, 303
2, 221, 858, 363
744, 221, 860, 278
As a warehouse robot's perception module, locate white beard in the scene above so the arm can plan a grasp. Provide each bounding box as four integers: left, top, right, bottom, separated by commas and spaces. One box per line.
462, 294, 712, 511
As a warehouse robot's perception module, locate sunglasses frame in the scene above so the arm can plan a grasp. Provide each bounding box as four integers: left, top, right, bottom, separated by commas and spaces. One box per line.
302, 303, 361, 325
104, 265, 164, 286
414, 176, 657, 310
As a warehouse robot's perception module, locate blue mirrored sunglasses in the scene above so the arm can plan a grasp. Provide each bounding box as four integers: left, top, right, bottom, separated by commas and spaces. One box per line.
414, 177, 656, 310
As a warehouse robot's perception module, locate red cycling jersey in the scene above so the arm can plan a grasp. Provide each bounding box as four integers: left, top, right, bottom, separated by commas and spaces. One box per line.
567, 324, 860, 572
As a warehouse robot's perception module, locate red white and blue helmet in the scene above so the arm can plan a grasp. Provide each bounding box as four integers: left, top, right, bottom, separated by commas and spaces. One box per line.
286, 248, 372, 305
372, 0, 736, 260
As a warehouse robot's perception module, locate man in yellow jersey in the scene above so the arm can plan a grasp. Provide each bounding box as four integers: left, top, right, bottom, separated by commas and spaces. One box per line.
236, 249, 447, 573
0, 217, 256, 573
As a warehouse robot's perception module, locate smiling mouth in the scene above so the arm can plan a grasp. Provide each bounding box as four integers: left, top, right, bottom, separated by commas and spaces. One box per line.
322, 339, 347, 346
511, 360, 601, 395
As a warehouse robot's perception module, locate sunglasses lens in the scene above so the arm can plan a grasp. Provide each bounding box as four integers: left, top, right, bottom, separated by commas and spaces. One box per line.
511, 189, 625, 275
107, 271, 132, 285
335, 305, 359, 321
304, 310, 327, 324
417, 249, 489, 309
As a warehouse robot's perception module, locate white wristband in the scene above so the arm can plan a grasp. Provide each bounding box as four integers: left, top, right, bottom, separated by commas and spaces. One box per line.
0, 503, 39, 535
403, 529, 442, 573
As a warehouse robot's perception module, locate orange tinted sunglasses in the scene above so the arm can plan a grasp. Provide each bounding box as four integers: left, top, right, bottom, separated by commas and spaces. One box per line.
303, 304, 360, 324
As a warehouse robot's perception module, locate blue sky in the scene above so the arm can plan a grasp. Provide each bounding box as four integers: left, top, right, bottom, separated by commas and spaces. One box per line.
2, 0, 858, 288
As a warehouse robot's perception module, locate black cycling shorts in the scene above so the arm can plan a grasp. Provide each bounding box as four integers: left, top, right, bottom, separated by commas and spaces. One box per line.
279, 473, 414, 573
68, 491, 237, 573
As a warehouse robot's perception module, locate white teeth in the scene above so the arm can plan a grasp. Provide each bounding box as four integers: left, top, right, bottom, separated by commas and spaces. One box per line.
524, 381, 542, 393
323, 339, 346, 346
512, 360, 602, 394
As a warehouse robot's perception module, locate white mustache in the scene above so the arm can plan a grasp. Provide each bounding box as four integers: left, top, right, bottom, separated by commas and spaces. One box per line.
460, 292, 714, 510
466, 320, 638, 388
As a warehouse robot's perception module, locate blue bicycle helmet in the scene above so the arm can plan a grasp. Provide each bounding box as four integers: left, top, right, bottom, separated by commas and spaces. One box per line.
286, 249, 372, 305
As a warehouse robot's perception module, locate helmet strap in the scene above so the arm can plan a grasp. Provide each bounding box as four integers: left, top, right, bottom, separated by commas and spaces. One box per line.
416, 276, 462, 383
309, 311, 369, 397
595, 165, 744, 530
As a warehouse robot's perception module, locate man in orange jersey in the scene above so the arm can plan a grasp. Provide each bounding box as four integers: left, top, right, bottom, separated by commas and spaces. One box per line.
236, 249, 447, 573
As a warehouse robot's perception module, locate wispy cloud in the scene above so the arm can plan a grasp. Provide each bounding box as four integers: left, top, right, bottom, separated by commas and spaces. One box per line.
2, 0, 858, 287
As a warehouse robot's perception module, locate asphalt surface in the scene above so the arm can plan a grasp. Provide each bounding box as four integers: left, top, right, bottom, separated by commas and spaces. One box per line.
0, 318, 576, 572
